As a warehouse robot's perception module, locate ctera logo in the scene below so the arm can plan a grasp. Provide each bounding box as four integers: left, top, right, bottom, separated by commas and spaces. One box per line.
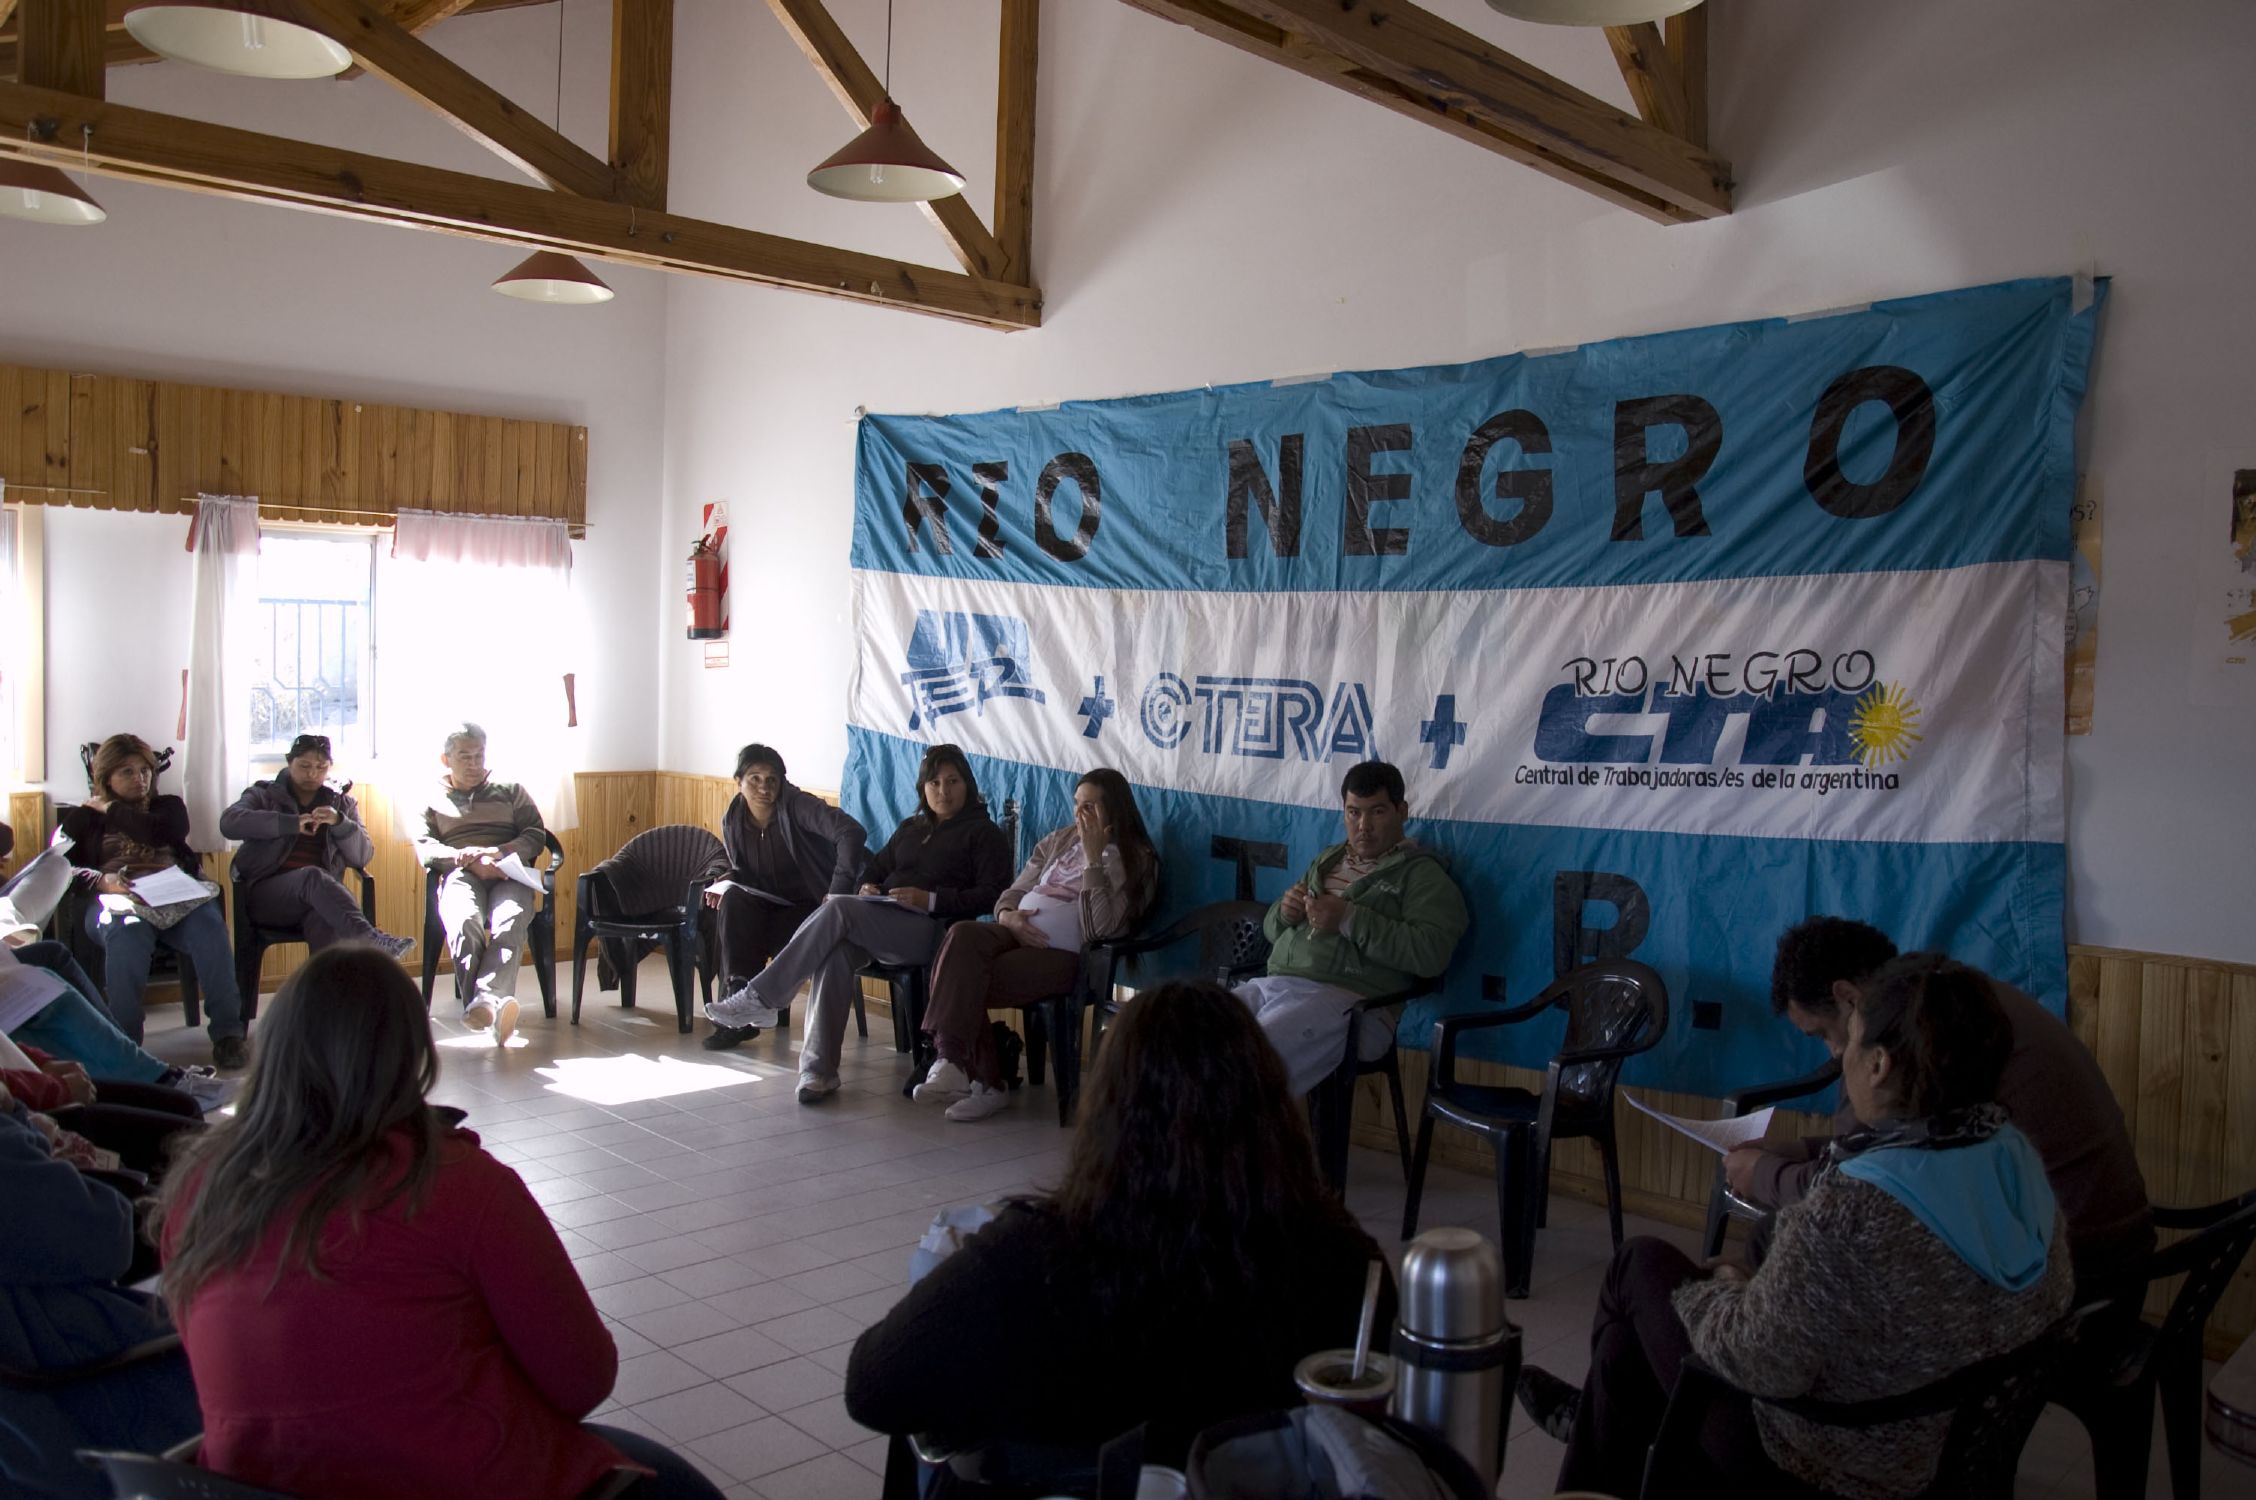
899, 610, 1047, 731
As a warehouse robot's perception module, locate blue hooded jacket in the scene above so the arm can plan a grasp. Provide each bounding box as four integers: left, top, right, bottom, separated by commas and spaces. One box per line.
1838, 1123, 2058, 1291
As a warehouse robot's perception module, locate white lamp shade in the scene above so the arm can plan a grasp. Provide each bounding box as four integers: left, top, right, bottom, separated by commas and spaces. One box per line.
124, 4, 353, 79
0, 160, 107, 226
492, 251, 616, 305
806, 101, 967, 203
1485, 0, 1702, 25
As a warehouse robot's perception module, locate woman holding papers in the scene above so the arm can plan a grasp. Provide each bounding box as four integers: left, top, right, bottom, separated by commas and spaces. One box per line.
699, 743, 868, 1051
59, 734, 248, 1069
912, 768, 1159, 1122
704, 743, 1011, 1105
220, 734, 415, 964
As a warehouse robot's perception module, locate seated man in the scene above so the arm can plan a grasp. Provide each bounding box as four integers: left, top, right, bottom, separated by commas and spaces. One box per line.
220, 734, 414, 963
1238, 761, 1469, 1096
409, 723, 547, 1046
1727, 915, 2153, 1298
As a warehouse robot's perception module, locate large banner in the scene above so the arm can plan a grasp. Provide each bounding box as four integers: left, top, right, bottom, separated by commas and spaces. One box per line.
842, 277, 2101, 1096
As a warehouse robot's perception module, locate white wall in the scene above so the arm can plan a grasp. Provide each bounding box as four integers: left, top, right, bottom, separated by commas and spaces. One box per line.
653, 0, 2256, 964
0, 0, 668, 795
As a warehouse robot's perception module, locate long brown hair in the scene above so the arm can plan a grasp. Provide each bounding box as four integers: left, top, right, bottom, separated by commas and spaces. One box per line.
1075, 767, 1158, 900
1051, 979, 1363, 1317
154, 945, 446, 1312
89, 733, 159, 805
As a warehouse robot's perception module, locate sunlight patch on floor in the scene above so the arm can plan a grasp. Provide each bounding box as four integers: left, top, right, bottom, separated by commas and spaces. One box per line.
534, 1052, 767, 1106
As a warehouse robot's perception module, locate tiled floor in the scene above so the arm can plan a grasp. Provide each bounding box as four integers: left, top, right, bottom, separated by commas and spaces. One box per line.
142, 962, 2245, 1500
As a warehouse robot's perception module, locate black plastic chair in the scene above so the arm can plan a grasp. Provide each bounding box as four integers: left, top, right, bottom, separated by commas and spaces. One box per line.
1401, 960, 1669, 1297
1698, 1057, 1842, 1257
1637, 1308, 2093, 1500
1310, 977, 1432, 1192
227, 862, 375, 1021
82, 1447, 645, 1500
419, 828, 562, 1018
570, 824, 724, 1035
2050, 1184, 2256, 1500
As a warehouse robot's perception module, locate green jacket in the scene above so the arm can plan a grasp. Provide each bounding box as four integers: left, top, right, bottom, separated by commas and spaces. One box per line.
1262, 840, 1469, 998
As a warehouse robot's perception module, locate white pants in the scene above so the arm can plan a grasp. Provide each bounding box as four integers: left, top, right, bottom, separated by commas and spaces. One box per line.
437, 868, 537, 1004
1231, 975, 1398, 1097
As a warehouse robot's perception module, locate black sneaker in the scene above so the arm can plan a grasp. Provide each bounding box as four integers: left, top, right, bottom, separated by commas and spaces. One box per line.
1516, 1364, 1582, 1443
212, 1035, 252, 1071
702, 1023, 761, 1051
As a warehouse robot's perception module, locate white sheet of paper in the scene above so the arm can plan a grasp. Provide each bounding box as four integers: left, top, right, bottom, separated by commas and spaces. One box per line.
1625, 1092, 1775, 1156
0, 943, 67, 1033
493, 852, 546, 891
707, 880, 795, 907
129, 866, 211, 905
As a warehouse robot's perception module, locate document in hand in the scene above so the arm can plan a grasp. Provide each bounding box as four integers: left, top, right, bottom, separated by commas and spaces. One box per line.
0, 943, 67, 1034
1624, 1092, 1775, 1155
707, 880, 796, 907
129, 866, 214, 906
493, 852, 547, 891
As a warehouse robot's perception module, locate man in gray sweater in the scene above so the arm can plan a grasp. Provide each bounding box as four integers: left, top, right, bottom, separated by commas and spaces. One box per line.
1727, 916, 2152, 1298
409, 722, 548, 1045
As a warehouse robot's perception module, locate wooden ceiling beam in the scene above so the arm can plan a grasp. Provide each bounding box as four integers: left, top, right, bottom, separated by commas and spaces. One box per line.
1603, 21, 1690, 143
0, 2, 19, 32
0, 78, 1040, 328
18, 0, 106, 97
607, 0, 668, 211
1664, 7, 1706, 150
993, 0, 1036, 288
1121, 0, 1730, 223
762, 0, 1009, 283
337, 0, 474, 81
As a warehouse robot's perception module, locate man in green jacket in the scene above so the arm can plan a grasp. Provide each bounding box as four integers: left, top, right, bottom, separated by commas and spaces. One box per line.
1238, 761, 1470, 1094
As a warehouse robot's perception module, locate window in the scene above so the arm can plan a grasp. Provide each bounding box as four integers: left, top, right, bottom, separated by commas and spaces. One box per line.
250, 531, 376, 759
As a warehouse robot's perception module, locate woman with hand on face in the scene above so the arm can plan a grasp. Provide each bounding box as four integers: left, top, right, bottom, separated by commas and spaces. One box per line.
700, 744, 868, 1051
913, 769, 1159, 1122
219, 734, 415, 963
59, 735, 249, 1070
704, 744, 1011, 1106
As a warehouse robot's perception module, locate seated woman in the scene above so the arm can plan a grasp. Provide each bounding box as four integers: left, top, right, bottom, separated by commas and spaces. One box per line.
59, 735, 247, 1068
1517, 954, 2074, 1500
848, 980, 1390, 1489
913, 768, 1160, 1122
0, 1086, 201, 1500
152, 945, 722, 1500
700, 743, 868, 1051
219, 733, 414, 961
705, 743, 1012, 1105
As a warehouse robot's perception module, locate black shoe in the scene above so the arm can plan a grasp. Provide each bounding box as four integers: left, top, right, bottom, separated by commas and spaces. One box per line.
212, 1035, 252, 1071
1516, 1364, 1582, 1444
702, 1023, 761, 1051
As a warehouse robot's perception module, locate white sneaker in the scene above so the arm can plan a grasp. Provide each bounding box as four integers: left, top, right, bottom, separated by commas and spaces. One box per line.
463, 998, 497, 1032
796, 1072, 841, 1104
912, 1058, 972, 1103
175, 1072, 240, 1115
706, 979, 781, 1031
944, 1082, 1010, 1122
490, 996, 520, 1047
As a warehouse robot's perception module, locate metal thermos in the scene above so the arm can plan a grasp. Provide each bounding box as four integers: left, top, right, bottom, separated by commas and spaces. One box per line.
1389, 1227, 1520, 1490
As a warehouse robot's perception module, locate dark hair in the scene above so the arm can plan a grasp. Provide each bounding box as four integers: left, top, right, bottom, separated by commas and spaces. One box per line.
913, 743, 983, 826
1075, 768, 1158, 900
1050, 979, 1364, 1319
286, 734, 333, 762
1850, 952, 2013, 1117
1339, 760, 1405, 805
153, 945, 445, 1313
89, 733, 160, 802
733, 743, 786, 781
1770, 916, 1900, 1017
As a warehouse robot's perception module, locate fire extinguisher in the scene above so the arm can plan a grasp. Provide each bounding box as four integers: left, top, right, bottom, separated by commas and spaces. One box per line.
687, 540, 725, 640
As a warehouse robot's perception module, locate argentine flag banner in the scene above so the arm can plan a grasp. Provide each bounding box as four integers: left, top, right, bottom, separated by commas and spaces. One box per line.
842, 277, 2101, 1095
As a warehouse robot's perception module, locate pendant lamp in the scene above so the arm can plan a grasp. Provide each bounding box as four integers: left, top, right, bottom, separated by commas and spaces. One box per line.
806, 0, 965, 203
492, 250, 615, 304
0, 159, 107, 226
124, 3, 353, 79
1484, 0, 1702, 25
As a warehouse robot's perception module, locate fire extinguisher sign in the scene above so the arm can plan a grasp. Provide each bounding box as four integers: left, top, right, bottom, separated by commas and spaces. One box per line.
689, 501, 729, 646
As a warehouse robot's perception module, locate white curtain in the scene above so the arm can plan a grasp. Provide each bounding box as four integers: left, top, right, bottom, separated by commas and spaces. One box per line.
183, 495, 262, 853
377, 510, 581, 832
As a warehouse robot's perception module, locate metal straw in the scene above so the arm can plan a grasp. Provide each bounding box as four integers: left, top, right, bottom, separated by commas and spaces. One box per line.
1351, 1259, 1384, 1380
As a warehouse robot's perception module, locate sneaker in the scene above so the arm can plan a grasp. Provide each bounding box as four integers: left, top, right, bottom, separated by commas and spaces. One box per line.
702, 1022, 761, 1051
175, 1071, 241, 1115
373, 931, 416, 960
463, 998, 497, 1033
796, 1072, 841, 1104
1516, 1364, 1582, 1444
490, 996, 520, 1047
211, 1035, 251, 1071
706, 979, 781, 1031
944, 1082, 1011, 1122
912, 1058, 972, 1103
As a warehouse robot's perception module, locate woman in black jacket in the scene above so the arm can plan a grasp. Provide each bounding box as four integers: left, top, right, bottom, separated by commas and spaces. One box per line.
700, 743, 869, 1051
704, 743, 1010, 1103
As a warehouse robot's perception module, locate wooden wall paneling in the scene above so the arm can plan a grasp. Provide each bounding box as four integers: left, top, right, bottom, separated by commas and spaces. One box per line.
2222, 972, 2256, 1353
4, 792, 50, 879
2134, 960, 2189, 1209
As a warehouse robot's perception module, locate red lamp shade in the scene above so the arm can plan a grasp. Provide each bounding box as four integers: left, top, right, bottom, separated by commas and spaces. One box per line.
806, 100, 967, 203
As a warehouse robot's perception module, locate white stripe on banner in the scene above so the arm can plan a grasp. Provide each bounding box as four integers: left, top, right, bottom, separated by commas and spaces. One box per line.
848, 559, 2065, 849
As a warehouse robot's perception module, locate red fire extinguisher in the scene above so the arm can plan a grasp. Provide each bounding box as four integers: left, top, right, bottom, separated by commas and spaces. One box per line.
687, 540, 725, 640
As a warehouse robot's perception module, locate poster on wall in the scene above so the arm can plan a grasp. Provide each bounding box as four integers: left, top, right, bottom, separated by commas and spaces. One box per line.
2190, 466, 2256, 705
842, 277, 2101, 1096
